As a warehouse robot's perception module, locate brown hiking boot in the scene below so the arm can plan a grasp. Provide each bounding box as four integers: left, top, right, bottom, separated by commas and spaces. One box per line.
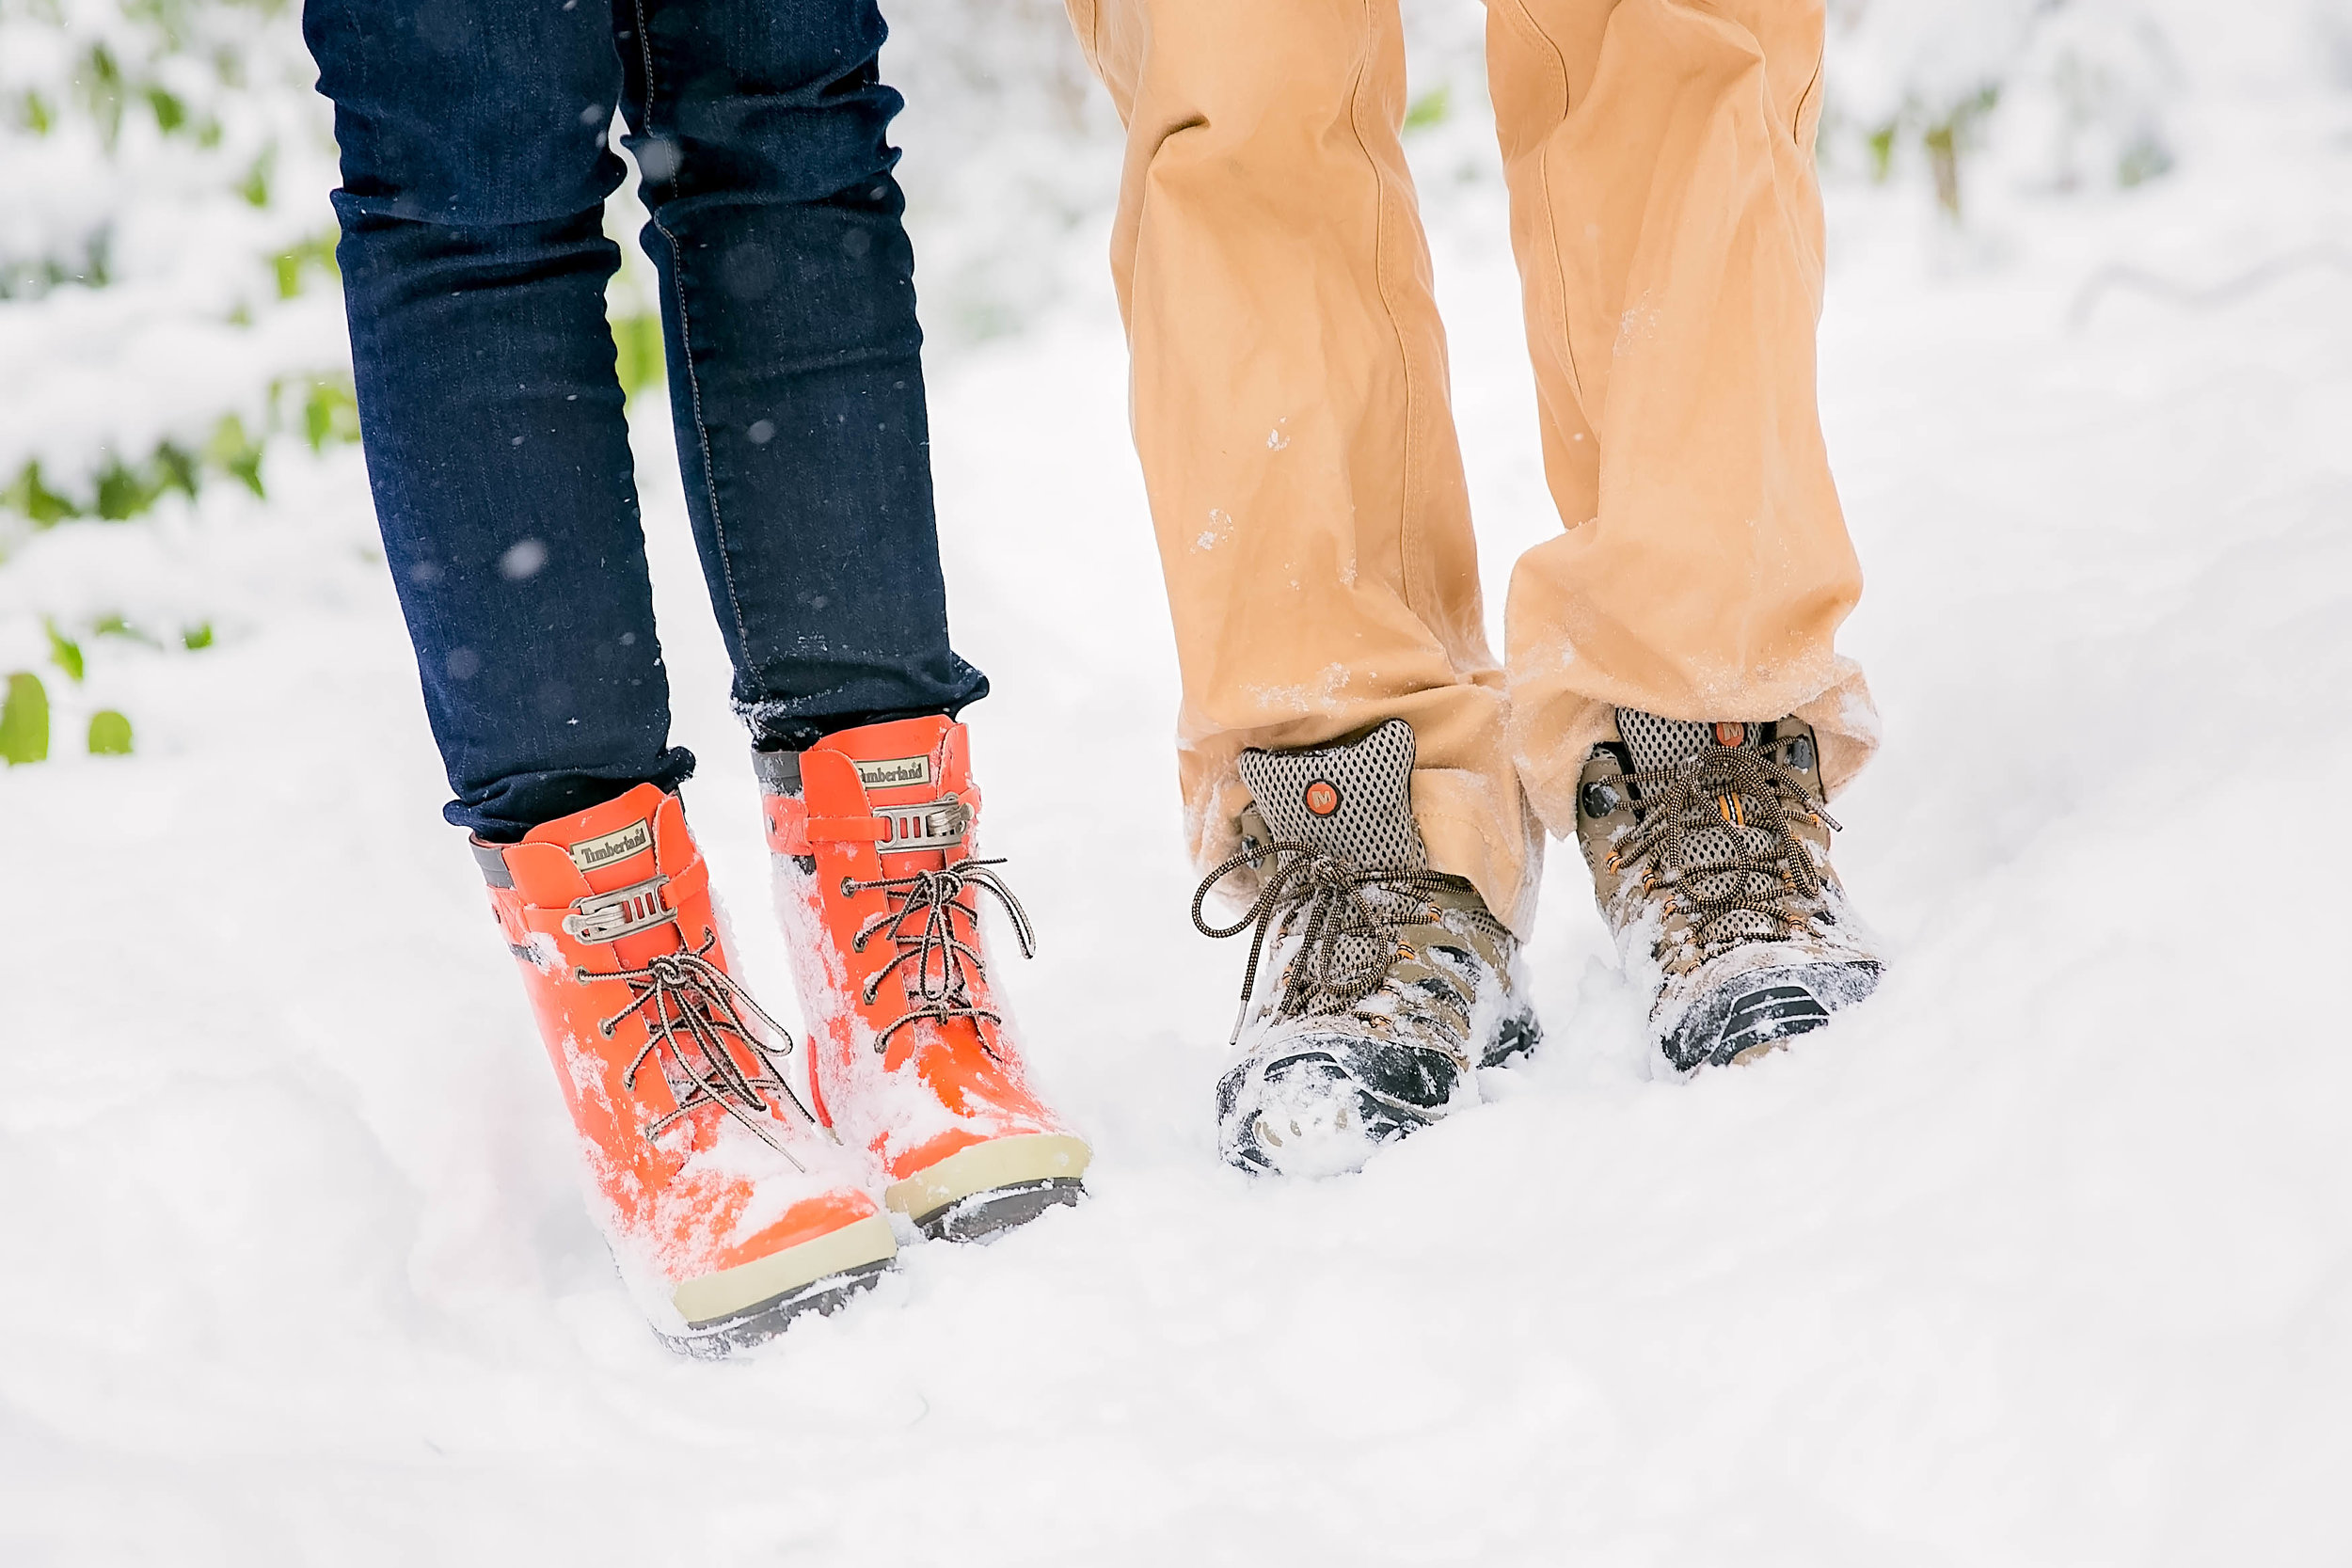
1573, 710, 1883, 1070
1196, 720, 1540, 1177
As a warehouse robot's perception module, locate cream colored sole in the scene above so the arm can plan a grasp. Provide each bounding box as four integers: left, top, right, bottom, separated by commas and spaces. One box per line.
884, 1132, 1091, 1230
671, 1212, 898, 1329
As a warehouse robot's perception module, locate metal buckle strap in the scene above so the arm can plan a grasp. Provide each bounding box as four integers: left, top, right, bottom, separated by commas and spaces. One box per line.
562, 876, 678, 943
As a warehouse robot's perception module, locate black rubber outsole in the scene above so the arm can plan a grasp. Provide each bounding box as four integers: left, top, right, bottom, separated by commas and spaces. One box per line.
1481, 1006, 1545, 1069
1663, 961, 1882, 1072
915, 1178, 1086, 1243
657, 1259, 892, 1359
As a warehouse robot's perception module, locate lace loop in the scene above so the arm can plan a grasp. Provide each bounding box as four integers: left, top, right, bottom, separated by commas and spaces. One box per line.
846, 858, 1036, 1053
578, 930, 815, 1167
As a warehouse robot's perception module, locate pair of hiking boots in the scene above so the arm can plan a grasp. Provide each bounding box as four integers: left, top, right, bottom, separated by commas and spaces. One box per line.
479, 716, 1087, 1356
1204, 709, 1883, 1178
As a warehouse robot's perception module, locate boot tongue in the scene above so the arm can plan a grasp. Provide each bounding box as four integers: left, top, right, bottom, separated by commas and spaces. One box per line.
1614, 709, 1783, 929
1237, 719, 1427, 872
1615, 709, 1759, 773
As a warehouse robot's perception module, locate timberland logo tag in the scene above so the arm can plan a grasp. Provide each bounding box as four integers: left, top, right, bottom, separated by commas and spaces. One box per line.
567, 819, 652, 872
855, 755, 932, 789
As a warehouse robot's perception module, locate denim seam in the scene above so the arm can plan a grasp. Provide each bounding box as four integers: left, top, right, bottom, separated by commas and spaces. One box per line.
630, 0, 757, 666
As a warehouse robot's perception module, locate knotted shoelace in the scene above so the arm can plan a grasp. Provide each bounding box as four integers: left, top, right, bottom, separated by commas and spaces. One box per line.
846, 859, 1036, 1053
1599, 743, 1842, 963
1193, 840, 1464, 1047
578, 929, 815, 1166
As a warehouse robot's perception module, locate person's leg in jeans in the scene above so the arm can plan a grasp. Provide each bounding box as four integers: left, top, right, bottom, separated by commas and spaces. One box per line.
615, 0, 987, 753
612, 0, 1088, 1238
310, 0, 684, 841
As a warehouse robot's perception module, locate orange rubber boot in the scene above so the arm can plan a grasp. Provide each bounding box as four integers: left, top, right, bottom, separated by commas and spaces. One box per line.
756, 717, 1090, 1240
477, 783, 895, 1354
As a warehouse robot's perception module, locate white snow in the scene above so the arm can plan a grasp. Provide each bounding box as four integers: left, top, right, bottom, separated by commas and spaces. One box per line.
4, 3, 2352, 1562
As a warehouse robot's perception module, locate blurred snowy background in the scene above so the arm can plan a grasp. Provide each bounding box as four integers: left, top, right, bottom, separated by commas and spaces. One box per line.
5, 4, 2352, 1563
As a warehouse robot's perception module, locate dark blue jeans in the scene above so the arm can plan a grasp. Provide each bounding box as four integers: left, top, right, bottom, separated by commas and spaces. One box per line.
307, 0, 988, 840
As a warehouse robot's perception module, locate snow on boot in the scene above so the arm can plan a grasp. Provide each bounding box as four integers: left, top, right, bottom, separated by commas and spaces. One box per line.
757, 717, 1089, 1243
1574, 710, 1884, 1071
478, 784, 896, 1356
1196, 720, 1539, 1179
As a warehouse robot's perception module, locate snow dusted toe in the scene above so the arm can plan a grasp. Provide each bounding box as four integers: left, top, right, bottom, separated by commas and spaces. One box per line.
758, 717, 1090, 1242
478, 784, 897, 1355
1576, 711, 1884, 1073
1200, 721, 1538, 1178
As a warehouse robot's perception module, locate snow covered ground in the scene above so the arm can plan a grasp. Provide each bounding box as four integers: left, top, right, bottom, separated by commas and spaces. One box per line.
5, 8, 2352, 1565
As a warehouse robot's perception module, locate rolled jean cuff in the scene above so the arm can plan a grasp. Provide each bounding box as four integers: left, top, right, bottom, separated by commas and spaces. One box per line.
447, 746, 698, 842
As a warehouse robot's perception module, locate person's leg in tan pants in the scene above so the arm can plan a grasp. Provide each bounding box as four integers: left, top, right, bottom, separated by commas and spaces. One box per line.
1067, 0, 1887, 1174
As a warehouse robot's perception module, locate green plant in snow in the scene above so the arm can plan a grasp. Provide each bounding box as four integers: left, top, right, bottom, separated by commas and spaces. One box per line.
87, 709, 134, 754
0, 673, 50, 765
0, 380, 357, 530
1, 0, 342, 542
612, 311, 668, 400
1404, 86, 1451, 133
45, 618, 85, 682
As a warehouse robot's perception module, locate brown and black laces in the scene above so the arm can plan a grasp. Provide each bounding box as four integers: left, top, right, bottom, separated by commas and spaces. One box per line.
1597, 742, 1840, 963
564, 876, 817, 1166
844, 826, 1037, 1054
1192, 840, 1475, 1047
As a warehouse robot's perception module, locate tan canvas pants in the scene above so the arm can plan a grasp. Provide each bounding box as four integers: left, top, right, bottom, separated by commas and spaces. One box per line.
1064, 0, 1877, 934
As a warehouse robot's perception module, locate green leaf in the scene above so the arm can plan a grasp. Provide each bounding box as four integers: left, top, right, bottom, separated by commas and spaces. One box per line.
145, 86, 185, 135
87, 710, 135, 756
45, 619, 85, 683
270, 231, 340, 299
206, 414, 266, 499
0, 673, 49, 766
302, 377, 361, 451
3, 461, 78, 527
1867, 122, 1898, 182
80, 43, 126, 150
1404, 86, 1451, 133
94, 457, 153, 519
95, 614, 163, 648
183, 622, 215, 652
239, 144, 276, 209
610, 311, 667, 399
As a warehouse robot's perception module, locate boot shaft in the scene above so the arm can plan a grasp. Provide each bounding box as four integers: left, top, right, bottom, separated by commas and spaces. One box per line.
757, 717, 1071, 1188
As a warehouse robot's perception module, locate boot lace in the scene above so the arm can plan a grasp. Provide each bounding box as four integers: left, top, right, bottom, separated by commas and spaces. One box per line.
575, 920, 816, 1168
845, 859, 1037, 1053
1192, 842, 1467, 1047
1600, 743, 1841, 964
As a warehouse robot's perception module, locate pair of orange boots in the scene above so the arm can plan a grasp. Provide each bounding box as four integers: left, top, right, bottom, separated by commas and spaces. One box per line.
476, 716, 1089, 1355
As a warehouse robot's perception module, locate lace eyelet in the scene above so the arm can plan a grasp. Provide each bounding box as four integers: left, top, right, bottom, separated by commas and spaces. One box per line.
572, 967, 591, 985
840, 878, 856, 897
596, 1021, 614, 1038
